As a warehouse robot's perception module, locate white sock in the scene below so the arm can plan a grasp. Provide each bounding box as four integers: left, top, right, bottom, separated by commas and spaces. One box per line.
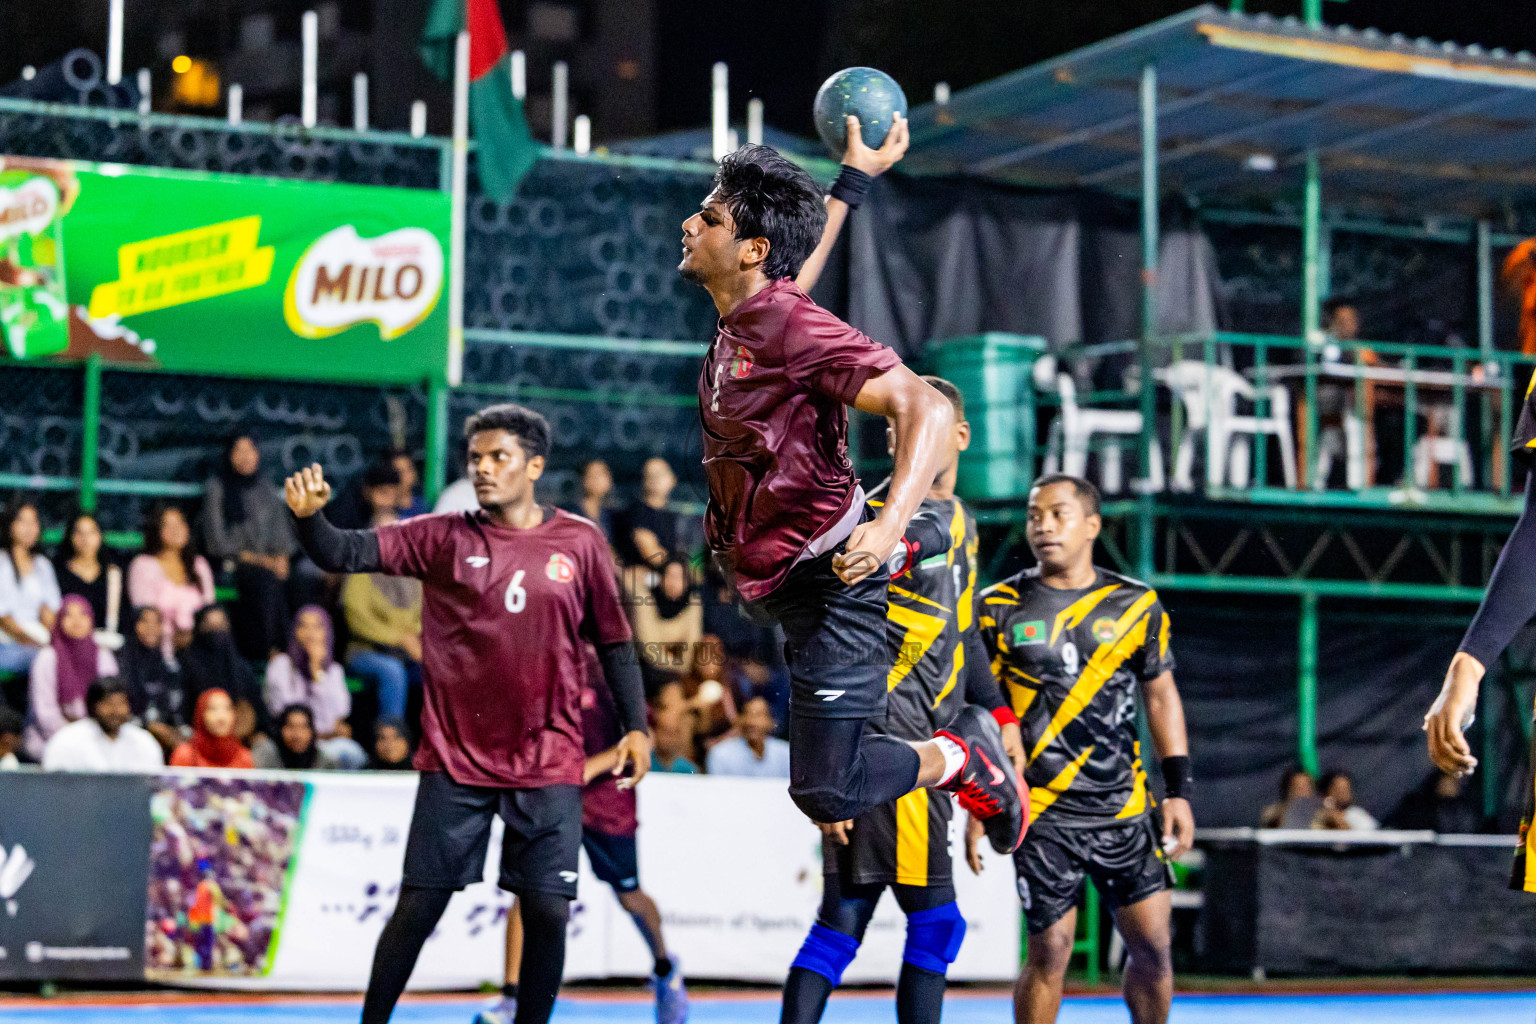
934, 736, 966, 787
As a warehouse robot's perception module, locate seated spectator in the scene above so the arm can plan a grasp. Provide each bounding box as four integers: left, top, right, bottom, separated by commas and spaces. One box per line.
55, 511, 123, 646
264, 605, 365, 768
0, 499, 62, 674
343, 566, 423, 725
0, 705, 23, 769
369, 717, 415, 771
179, 605, 266, 730
25, 596, 118, 759
329, 460, 402, 531
117, 607, 184, 755
42, 677, 163, 771
705, 696, 790, 778
128, 504, 215, 659
1389, 770, 1487, 834
651, 682, 699, 774
392, 449, 428, 519
571, 458, 618, 543
170, 688, 254, 769
1312, 770, 1379, 831
253, 704, 345, 770
1260, 766, 1317, 828
200, 434, 296, 658
625, 553, 703, 689
622, 457, 690, 567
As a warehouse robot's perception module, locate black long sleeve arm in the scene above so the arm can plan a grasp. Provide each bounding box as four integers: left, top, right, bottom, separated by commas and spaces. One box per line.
596, 641, 648, 736
961, 627, 1008, 713
293, 510, 383, 574
1459, 476, 1536, 668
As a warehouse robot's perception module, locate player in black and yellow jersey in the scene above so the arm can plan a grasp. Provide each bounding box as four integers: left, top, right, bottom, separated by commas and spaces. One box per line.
1426, 374, 1536, 894
780, 377, 1027, 1024
970, 474, 1193, 1024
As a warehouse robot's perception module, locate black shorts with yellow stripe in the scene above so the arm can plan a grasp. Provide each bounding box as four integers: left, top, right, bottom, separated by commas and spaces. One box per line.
823, 787, 953, 888
1511, 727, 1536, 893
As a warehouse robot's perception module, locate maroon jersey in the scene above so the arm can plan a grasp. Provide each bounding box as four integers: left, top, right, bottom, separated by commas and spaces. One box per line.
376, 508, 632, 789
579, 652, 637, 836
699, 277, 901, 601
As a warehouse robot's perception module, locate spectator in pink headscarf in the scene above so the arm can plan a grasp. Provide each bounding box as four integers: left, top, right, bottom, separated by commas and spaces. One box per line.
25, 595, 117, 758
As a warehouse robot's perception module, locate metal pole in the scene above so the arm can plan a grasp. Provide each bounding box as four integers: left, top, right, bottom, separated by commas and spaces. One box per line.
136, 69, 151, 114
712, 62, 730, 161
353, 73, 368, 131
747, 98, 764, 146
1228, 0, 1245, 11
573, 114, 591, 155
1303, 0, 1323, 28
106, 0, 124, 85
80, 355, 102, 513
424, 377, 450, 508
1302, 149, 1321, 482
510, 50, 526, 100
227, 84, 243, 126
301, 10, 318, 128
551, 61, 569, 149
1298, 592, 1320, 776
1137, 63, 1158, 579
448, 30, 468, 389
410, 100, 427, 138
1477, 219, 1494, 356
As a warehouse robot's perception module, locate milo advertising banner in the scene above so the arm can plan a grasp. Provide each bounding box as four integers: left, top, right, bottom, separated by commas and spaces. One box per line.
0, 156, 450, 385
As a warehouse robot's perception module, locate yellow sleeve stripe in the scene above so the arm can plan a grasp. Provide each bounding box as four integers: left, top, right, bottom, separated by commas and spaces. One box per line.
1050, 584, 1120, 645
983, 596, 1019, 607
986, 582, 1021, 599
1159, 611, 1170, 661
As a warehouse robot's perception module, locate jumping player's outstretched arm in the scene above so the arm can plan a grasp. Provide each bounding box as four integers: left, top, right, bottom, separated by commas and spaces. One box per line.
285, 464, 384, 573
795, 114, 909, 294
835, 369, 954, 586
1428, 476, 1536, 776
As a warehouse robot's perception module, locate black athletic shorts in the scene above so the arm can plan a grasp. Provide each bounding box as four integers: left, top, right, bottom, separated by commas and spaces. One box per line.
583, 828, 640, 894
824, 787, 953, 888
402, 771, 583, 898
748, 530, 891, 722
1013, 814, 1173, 935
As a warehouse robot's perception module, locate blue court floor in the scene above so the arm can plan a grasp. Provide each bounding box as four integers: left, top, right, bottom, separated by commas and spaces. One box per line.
3, 992, 1535, 1024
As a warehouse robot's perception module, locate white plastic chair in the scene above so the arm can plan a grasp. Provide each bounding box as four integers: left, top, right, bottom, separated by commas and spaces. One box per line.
1036, 358, 1164, 494
1157, 360, 1296, 491
1312, 414, 1367, 491
1413, 436, 1473, 489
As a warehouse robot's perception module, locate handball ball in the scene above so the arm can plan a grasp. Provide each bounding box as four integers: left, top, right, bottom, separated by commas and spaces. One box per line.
813, 67, 908, 158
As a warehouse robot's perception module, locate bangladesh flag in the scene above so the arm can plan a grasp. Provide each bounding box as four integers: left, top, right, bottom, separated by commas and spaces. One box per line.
419, 0, 539, 202
1013, 620, 1046, 646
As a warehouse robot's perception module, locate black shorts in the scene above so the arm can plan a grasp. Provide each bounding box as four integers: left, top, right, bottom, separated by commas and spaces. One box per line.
583, 828, 640, 894
749, 536, 891, 722
402, 771, 582, 898
1013, 814, 1172, 935
825, 788, 954, 888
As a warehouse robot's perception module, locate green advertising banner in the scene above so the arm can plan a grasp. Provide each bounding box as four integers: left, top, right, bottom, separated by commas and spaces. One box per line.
0, 156, 450, 385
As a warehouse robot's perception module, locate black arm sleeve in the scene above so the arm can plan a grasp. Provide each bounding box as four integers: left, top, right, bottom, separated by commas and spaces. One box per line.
962, 628, 1007, 712
1459, 475, 1536, 668
596, 641, 648, 736
293, 511, 382, 574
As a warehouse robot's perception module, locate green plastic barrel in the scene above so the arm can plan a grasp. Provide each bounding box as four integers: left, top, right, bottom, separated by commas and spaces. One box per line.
929, 333, 1046, 501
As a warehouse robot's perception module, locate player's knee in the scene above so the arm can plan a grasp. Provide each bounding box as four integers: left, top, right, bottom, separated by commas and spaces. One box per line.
517, 891, 570, 936
791, 923, 861, 986
1121, 931, 1172, 976
788, 784, 858, 826
902, 901, 966, 975
1026, 923, 1076, 972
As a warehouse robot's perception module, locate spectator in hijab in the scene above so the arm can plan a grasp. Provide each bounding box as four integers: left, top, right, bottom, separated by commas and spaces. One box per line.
128, 504, 215, 659
265, 605, 365, 768
42, 677, 163, 772
170, 688, 254, 769
0, 706, 25, 768
25, 595, 117, 758
370, 717, 415, 770
54, 511, 123, 645
392, 449, 428, 519
179, 605, 265, 730
253, 703, 344, 771
705, 696, 790, 778
117, 607, 184, 754
624, 553, 702, 689
1260, 766, 1318, 829
0, 499, 62, 674
200, 434, 296, 658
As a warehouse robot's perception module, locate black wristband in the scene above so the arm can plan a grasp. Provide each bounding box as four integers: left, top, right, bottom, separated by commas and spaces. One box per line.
1162, 755, 1193, 800
829, 165, 873, 209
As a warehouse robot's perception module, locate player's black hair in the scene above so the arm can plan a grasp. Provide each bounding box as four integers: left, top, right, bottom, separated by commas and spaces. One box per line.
1319, 769, 1351, 795
0, 496, 40, 570
140, 502, 201, 584
1322, 296, 1355, 318
463, 403, 551, 461
712, 144, 828, 280
86, 676, 129, 711
1030, 473, 1102, 518
920, 375, 965, 419
361, 460, 403, 490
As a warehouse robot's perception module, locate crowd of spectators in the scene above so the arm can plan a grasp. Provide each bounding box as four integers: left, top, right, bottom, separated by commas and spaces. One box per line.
0, 448, 792, 780
1259, 764, 1490, 834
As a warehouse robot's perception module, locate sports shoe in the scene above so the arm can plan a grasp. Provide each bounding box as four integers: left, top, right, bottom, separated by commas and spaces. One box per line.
653, 956, 688, 1024
472, 995, 516, 1024
937, 705, 1028, 854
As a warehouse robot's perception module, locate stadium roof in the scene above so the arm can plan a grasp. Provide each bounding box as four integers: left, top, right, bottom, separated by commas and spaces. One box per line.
903, 4, 1536, 220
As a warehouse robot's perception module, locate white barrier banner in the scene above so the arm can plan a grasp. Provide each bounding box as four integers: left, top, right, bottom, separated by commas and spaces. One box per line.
170, 772, 1018, 989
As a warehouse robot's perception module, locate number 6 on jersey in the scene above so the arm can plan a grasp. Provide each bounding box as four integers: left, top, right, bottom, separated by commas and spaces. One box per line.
505, 569, 527, 613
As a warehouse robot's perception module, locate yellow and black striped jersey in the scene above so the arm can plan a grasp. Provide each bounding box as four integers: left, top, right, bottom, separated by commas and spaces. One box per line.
977, 566, 1174, 828
873, 494, 979, 742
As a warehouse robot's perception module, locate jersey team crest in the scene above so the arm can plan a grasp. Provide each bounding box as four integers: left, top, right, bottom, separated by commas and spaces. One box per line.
730, 345, 753, 379
1092, 617, 1117, 643
546, 553, 575, 582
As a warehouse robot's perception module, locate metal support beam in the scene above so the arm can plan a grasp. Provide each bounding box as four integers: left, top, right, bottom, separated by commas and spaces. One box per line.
424, 376, 450, 507
80, 354, 102, 513
1298, 592, 1320, 776
1477, 219, 1494, 357
1302, 150, 1322, 482
1303, 0, 1323, 29
1138, 64, 1158, 581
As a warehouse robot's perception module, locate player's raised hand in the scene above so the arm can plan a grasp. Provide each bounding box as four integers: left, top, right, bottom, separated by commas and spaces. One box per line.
1425, 652, 1484, 777
842, 113, 909, 177
817, 820, 854, 846
284, 463, 332, 518
613, 729, 653, 790
964, 815, 986, 875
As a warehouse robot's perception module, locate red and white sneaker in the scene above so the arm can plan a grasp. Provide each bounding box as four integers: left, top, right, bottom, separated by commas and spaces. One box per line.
936, 706, 1029, 854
